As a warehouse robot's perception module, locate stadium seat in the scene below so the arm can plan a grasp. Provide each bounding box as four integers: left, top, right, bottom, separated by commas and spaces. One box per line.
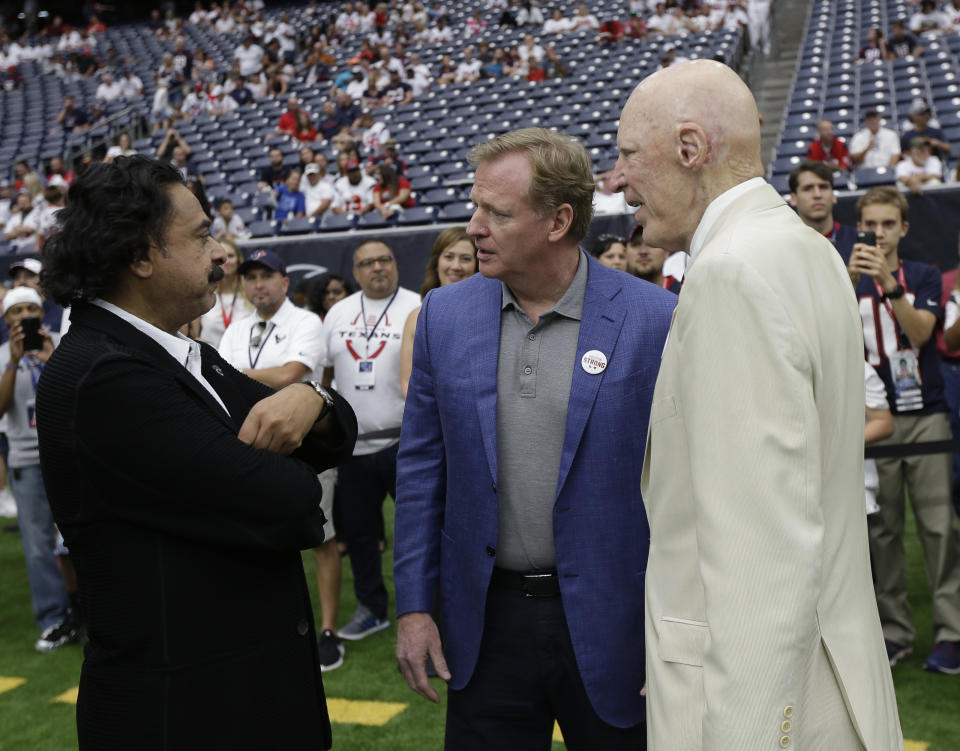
357, 212, 398, 229
854, 166, 896, 188
279, 217, 317, 235
438, 203, 477, 221
247, 220, 277, 238
320, 213, 357, 232
397, 206, 438, 226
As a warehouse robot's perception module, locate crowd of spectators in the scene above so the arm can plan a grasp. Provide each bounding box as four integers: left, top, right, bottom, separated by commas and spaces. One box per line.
806, 96, 954, 194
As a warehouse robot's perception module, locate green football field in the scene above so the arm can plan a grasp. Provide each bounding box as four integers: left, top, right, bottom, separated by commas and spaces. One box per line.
0, 502, 957, 750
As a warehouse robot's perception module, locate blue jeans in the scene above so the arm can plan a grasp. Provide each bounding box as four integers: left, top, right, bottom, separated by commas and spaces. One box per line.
939, 360, 960, 515
11, 464, 70, 632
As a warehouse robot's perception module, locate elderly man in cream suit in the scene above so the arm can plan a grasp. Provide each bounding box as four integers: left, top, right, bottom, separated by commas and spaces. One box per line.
611, 61, 903, 751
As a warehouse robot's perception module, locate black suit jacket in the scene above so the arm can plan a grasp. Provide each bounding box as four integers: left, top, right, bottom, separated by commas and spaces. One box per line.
36, 302, 357, 751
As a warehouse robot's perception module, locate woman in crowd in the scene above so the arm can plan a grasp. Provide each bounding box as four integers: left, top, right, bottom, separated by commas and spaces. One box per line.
371, 164, 414, 217
294, 110, 319, 143
590, 233, 628, 271
400, 227, 477, 397
307, 272, 356, 320
199, 238, 252, 348
298, 145, 316, 172
104, 132, 136, 162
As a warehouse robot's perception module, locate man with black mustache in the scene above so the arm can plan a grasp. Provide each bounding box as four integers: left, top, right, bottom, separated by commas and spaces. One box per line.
35, 156, 357, 750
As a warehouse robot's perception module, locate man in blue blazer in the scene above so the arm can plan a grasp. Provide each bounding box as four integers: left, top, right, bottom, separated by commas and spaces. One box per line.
395, 128, 675, 750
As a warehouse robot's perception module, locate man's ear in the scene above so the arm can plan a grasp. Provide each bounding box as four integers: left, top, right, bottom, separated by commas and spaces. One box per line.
676, 122, 710, 169
547, 203, 574, 243
130, 247, 158, 280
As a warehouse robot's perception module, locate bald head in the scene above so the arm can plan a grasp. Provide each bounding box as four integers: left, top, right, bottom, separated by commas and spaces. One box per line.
613, 61, 764, 251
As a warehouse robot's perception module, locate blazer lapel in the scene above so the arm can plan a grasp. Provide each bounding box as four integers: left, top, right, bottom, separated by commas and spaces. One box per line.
72, 303, 236, 431
470, 279, 502, 485
555, 264, 626, 497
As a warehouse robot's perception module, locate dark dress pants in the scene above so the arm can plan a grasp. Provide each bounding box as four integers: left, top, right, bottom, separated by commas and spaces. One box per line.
337, 443, 398, 620
445, 584, 646, 751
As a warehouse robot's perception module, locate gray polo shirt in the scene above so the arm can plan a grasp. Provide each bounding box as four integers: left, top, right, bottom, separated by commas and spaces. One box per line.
495, 251, 587, 572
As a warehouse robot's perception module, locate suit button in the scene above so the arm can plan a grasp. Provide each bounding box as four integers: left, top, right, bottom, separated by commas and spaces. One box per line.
781, 720, 792, 733
296, 619, 309, 636
783, 705, 794, 719
486, 546, 496, 557
779, 736, 791, 748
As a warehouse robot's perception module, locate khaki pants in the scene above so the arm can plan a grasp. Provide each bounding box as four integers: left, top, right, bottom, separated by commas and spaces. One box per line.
869, 411, 960, 644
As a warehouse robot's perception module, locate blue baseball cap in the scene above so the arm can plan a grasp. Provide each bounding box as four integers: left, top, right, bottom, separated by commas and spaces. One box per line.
239, 249, 286, 276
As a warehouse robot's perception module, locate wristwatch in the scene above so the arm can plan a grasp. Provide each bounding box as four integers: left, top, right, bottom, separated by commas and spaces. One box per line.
881, 283, 905, 301
305, 381, 335, 422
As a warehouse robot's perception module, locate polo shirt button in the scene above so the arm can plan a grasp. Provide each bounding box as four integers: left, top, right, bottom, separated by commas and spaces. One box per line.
523, 366, 532, 375
779, 735, 791, 748
486, 546, 496, 557
528, 333, 536, 341
296, 619, 309, 636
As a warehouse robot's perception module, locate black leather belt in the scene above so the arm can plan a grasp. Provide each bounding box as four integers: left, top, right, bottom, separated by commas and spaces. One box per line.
490, 567, 560, 598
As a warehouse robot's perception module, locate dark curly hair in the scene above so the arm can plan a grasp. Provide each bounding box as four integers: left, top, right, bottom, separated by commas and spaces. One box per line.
307, 272, 357, 317
41, 155, 185, 306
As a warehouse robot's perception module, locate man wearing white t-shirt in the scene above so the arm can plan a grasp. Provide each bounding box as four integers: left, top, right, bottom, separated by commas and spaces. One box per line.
302, 164, 335, 218
320, 240, 420, 641
217, 249, 345, 671
233, 36, 264, 77
895, 137, 943, 194
850, 109, 901, 169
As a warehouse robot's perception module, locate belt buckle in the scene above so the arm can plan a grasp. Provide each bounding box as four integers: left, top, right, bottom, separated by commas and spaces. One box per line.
521, 572, 557, 598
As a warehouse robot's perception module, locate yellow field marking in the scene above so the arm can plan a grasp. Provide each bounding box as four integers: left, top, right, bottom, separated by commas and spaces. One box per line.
0, 677, 27, 694
51, 686, 79, 704
905, 741, 930, 751
327, 698, 407, 726
553, 721, 563, 743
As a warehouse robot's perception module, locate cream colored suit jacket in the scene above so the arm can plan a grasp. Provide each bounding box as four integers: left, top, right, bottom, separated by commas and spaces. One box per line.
642, 182, 903, 751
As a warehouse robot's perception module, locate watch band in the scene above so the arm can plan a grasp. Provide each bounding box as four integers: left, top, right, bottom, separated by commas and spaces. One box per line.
881, 283, 905, 302
305, 380, 335, 422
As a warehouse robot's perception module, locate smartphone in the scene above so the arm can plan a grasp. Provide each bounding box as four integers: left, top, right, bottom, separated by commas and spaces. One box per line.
856, 230, 876, 247
20, 317, 43, 352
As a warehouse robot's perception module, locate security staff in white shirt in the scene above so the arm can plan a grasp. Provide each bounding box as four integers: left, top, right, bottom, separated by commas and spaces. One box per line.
217, 248, 345, 671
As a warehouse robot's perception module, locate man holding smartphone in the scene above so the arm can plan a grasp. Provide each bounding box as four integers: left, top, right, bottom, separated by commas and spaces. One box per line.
0, 286, 77, 652
848, 185, 960, 674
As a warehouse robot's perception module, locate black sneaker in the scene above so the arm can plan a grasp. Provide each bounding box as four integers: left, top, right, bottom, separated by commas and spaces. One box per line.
318, 629, 344, 672
35, 619, 80, 653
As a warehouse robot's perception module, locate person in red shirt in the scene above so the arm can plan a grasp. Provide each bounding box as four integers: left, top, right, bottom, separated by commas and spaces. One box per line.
275, 95, 301, 135
372, 164, 414, 218
807, 119, 852, 171
293, 110, 318, 143
626, 11, 647, 39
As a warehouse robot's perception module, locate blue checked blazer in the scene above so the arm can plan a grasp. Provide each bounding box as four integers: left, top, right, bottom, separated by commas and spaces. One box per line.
394, 257, 675, 727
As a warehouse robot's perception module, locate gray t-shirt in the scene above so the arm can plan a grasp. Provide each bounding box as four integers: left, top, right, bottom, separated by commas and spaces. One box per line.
0, 335, 59, 468
495, 252, 587, 571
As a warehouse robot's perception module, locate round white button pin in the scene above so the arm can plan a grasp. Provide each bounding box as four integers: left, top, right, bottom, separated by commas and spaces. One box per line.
581, 350, 607, 375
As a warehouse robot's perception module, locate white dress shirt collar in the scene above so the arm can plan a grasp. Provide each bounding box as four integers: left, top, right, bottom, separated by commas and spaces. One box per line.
91, 299, 228, 413
688, 177, 766, 260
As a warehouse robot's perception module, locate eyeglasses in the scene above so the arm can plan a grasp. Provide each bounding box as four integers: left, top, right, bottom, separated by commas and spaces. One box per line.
356, 255, 396, 269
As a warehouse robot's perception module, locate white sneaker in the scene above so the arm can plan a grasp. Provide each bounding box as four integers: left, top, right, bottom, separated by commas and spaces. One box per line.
0, 488, 16, 518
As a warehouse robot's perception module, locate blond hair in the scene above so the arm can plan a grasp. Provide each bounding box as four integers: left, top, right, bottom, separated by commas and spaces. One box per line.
468, 127, 595, 243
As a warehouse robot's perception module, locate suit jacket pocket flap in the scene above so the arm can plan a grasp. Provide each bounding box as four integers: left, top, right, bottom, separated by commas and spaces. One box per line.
658, 616, 708, 667
649, 395, 678, 425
